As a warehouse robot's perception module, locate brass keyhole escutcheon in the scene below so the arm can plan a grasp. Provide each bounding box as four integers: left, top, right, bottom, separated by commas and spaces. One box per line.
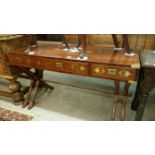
107, 69, 117, 76
56, 62, 63, 70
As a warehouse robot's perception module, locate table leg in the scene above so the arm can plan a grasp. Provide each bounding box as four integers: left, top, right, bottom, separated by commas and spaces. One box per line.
35, 69, 44, 79
131, 68, 142, 111
111, 81, 120, 120
121, 82, 130, 121
28, 80, 40, 109
23, 80, 35, 108
21, 68, 54, 109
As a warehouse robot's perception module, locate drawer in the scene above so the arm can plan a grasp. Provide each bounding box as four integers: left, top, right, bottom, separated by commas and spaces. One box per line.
8, 55, 46, 69
91, 63, 137, 81
65, 61, 88, 75
8, 55, 32, 68
52, 60, 89, 76
8, 55, 89, 76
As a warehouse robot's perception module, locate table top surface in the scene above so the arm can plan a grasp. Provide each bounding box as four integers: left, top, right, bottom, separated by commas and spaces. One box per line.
141, 50, 155, 68
9, 41, 140, 67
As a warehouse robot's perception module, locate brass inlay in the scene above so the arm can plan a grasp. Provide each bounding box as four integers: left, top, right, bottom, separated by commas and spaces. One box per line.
119, 70, 131, 78
94, 67, 101, 74
107, 69, 117, 76
102, 69, 106, 74
131, 63, 140, 69
79, 66, 86, 72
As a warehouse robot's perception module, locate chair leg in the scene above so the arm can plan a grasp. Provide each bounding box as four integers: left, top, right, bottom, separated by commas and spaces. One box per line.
122, 34, 131, 54
112, 34, 120, 49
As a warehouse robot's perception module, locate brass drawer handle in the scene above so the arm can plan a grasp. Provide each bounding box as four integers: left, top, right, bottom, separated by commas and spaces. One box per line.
56, 62, 63, 70
107, 69, 117, 75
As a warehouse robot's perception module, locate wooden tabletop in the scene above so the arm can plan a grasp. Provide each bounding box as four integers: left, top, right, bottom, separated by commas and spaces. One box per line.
9, 41, 140, 67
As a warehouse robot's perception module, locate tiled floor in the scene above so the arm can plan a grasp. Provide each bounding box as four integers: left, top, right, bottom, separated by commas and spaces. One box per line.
0, 71, 155, 121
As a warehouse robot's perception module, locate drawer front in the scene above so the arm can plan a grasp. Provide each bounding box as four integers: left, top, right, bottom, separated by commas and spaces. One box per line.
91, 63, 137, 81
8, 55, 46, 69
65, 61, 88, 76
8, 55, 31, 67
47, 60, 89, 76
8, 55, 89, 76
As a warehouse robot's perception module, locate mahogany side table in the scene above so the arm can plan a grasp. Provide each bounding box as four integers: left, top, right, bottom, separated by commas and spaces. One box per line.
131, 50, 155, 120
7, 42, 140, 120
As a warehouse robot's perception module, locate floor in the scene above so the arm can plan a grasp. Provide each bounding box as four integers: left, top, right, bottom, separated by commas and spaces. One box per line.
0, 71, 155, 121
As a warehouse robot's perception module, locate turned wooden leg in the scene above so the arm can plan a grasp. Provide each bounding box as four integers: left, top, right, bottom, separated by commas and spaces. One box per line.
131, 68, 142, 111
77, 34, 82, 48
122, 34, 131, 54
121, 82, 130, 121
35, 69, 44, 79
131, 83, 140, 111
111, 81, 120, 120
61, 34, 69, 49
112, 34, 120, 49
28, 80, 40, 109
20, 68, 54, 109
23, 80, 35, 108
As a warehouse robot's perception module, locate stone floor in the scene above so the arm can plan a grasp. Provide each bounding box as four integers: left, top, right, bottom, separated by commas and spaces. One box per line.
0, 71, 155, 121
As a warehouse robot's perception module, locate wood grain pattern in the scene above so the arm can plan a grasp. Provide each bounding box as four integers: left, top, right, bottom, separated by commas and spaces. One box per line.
7, 42, 140, 82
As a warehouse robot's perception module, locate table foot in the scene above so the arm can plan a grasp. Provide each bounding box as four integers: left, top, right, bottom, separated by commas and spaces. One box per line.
20, 68, 54, 109
120, 82, 130, 121
111, 94, 119, 120
111, 81, 130, 121
121, 96, 127, 121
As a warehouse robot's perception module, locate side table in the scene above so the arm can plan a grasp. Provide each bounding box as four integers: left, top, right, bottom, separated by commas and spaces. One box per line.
131, 50, 155, 120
